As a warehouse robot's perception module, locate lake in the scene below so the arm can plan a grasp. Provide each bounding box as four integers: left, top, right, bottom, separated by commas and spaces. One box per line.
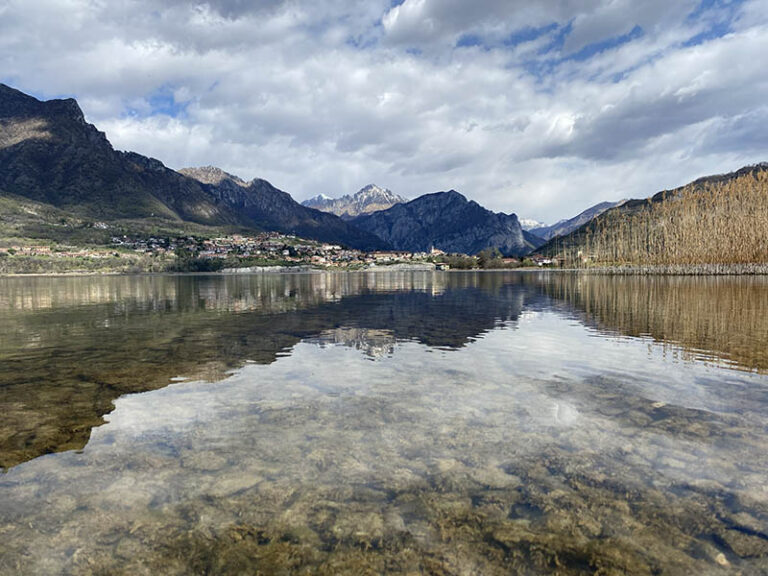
0, 271, 767, 575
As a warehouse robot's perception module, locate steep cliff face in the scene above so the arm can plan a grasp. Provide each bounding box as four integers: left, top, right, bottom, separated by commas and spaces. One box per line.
352, 190, 537, 256
302, 184, 407, 219
0, 85, 386, 249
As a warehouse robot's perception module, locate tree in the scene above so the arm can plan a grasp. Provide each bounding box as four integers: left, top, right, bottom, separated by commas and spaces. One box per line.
174, 246, 196, 271
477, 248, 503, 269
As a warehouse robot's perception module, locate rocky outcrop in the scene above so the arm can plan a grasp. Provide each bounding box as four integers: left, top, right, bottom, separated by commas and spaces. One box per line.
352, 190, 538, 256
302, 184, 407, 219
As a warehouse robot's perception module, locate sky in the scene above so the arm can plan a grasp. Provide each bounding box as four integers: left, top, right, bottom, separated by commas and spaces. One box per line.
1, 0, 767, 223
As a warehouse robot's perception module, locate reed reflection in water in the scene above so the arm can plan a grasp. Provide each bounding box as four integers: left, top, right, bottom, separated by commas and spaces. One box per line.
540, 273, 768, 373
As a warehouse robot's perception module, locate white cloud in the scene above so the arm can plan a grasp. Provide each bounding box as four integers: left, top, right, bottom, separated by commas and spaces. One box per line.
1, 0, 766, 223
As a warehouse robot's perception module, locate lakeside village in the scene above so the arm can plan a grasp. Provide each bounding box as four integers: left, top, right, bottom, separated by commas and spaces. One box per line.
111, 232, 559, 270
0, 232, 557, 272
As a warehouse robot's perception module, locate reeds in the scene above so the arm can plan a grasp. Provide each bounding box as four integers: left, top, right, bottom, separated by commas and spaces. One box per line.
556, 171, 768, 266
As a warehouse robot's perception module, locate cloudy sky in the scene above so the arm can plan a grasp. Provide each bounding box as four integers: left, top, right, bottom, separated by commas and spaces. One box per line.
1, 0, 767, 222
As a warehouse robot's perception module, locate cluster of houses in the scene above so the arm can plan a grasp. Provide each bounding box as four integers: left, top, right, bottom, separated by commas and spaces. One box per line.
109, 233, 566, 268
110, 235, 176, 254
110, 232, 443, 268
530, 255, 559, 267
2, 232, 560, 269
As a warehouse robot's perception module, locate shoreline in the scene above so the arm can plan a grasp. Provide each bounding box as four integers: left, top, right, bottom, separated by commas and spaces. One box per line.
549, 263, 768, 276
1, 262, 767, 278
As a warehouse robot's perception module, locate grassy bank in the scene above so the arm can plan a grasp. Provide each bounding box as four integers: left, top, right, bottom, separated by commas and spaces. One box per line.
0, 250, 172, 275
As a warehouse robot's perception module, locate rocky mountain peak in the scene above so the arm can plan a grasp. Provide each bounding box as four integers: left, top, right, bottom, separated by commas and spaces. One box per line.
0, 84, 109, 155
0, 84, 86, 125
351, 189, 537, 256
178, 166, 248, 187
302, 183, 407, 219
420, 189, 466, 206
357, 183, 391, 197
48, 98, 86, 124
519, 218, 546, 231
353, 184, 405, 205
0, 83, 41, 117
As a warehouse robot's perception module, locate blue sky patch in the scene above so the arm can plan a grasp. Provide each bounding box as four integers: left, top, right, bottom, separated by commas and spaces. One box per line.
455, 23, 558, 51
456, 33, 484, 48
683, 0, 744, 46
504, 23, 559, 48
124, 86, 188, 119
567, 25, 644, 62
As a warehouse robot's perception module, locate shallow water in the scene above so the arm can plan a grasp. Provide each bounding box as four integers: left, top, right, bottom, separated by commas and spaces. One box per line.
0, 271, 767, 575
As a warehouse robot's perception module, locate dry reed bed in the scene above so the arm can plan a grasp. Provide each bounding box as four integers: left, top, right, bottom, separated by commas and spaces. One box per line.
554, 171, 768, 266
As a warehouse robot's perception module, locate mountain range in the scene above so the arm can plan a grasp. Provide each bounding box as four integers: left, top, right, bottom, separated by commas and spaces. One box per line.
528, 200, 625, 241
0, 84, 386, 250
0, 84, 539, 256
3, 84, 760, 265
302, 184, 407, 219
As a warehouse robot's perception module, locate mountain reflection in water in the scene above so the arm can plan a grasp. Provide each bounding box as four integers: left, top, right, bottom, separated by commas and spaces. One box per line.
0, 271, 767, 575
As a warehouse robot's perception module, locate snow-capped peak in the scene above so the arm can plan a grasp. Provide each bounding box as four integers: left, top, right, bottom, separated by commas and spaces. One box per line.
303, 193, 334, 206
354, 184, 401, 202
358, 184, 387, 195
519, 218, 546, 231
302, 184, 406, 218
